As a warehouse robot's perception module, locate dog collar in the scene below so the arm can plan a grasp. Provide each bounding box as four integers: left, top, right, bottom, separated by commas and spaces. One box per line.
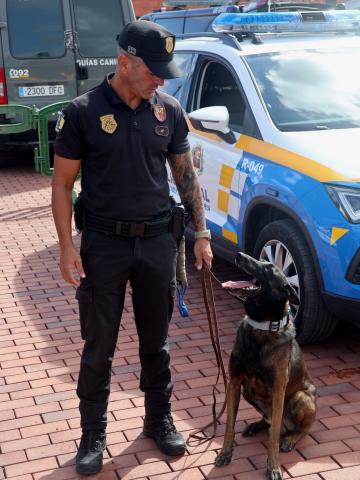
244, 314, 291, 332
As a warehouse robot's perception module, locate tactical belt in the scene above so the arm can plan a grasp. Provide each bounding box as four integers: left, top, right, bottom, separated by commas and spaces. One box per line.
83, 212, 172, 238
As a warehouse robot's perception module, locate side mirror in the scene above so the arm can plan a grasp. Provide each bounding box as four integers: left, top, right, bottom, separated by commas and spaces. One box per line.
188, 106, 237, 144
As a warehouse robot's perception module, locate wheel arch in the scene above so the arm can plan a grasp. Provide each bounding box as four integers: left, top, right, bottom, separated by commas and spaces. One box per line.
242, 197, 325, 291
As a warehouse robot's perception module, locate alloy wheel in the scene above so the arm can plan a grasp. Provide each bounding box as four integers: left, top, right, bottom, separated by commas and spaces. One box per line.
259, 239, 300, 321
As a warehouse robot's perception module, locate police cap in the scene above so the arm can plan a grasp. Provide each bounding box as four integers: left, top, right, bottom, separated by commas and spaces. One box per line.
117, 20, 181, 80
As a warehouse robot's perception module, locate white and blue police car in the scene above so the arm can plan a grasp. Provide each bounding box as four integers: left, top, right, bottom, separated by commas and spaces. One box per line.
162, 10, 360, 343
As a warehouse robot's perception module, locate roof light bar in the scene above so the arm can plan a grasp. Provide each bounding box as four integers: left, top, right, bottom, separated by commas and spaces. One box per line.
212, 10, 360, 33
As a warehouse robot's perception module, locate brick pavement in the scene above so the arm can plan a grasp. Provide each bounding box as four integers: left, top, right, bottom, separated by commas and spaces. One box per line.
1, 165, 360, 480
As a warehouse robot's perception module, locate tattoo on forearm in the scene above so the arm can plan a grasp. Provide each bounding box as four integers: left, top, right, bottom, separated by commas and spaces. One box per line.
168, 151, 206, 231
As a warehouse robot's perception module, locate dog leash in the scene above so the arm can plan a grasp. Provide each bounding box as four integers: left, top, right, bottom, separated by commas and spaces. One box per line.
187, 267, 229, 444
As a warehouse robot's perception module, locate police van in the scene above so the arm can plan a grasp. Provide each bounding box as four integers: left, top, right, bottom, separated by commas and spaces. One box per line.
162, 10, 360, 343
0, 0, 135, 151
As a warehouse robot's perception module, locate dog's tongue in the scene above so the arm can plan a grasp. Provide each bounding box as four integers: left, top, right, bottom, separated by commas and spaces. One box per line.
222, 280, 254, 289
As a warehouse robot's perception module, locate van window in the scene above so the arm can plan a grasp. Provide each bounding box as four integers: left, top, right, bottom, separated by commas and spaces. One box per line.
184, 15, 214, 33
153, 17, 185, 35
73, 0, 125, 57
7, 0, 65, 59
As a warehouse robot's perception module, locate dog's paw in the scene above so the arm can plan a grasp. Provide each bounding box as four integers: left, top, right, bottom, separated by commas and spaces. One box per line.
241, 423, 258, 437
242, 419, 268, 437
266, 467, 283, 480
215, 451, 232, 467
280, 436, 296, 452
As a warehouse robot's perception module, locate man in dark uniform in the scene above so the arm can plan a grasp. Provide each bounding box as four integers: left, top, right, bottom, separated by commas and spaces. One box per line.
52, 20, 212, 476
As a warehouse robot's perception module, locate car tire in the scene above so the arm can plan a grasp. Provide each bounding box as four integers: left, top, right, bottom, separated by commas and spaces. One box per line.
253, 219, 338, 344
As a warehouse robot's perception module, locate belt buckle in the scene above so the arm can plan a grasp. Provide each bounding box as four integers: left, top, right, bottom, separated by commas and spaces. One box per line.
269, 320, 280, 332
129, 222, 146, 237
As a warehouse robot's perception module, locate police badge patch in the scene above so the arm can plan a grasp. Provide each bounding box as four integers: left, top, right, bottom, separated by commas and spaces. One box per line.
152, 104, 166, 123
100, 114, 117, 134
55, 111, 65, 133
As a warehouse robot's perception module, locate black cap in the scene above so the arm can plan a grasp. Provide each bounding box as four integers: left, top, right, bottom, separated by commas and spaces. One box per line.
117, 20, 181, 80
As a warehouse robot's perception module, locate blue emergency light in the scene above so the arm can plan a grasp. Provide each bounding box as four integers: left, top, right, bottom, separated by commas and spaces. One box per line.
212, 10, 360, 33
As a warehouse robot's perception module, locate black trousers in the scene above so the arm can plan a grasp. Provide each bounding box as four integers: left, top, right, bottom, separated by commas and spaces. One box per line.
76, 229, 178, 431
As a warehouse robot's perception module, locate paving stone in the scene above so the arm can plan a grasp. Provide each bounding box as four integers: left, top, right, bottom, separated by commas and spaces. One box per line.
1, 166, 360, 479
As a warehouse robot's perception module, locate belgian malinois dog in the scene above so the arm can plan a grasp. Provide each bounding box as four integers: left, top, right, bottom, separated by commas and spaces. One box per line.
215, 252, 316, 480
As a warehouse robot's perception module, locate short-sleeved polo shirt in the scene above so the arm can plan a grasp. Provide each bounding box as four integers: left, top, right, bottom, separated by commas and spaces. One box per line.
55, 74, 190, 220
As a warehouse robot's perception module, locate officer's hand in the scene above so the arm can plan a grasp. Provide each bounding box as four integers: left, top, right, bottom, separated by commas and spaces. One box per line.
59, 245, 86, 287
194, 238, 213, 271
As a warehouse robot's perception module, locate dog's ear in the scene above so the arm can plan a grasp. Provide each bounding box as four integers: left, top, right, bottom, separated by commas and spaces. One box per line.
284, 283, 300, 305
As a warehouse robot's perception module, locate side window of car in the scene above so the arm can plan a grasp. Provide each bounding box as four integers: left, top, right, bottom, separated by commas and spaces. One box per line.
160, 52, 194, 102
193, 60, 246, 133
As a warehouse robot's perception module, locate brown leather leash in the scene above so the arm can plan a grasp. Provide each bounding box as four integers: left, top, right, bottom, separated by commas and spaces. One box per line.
187, 267, 229, 445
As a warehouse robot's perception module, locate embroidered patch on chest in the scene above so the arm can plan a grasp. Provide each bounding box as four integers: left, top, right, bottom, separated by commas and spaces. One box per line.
100, 114, 117, 134
154, 125, 169, 137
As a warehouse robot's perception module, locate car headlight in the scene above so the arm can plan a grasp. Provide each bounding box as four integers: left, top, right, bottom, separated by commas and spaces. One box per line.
325, 184, 360, 224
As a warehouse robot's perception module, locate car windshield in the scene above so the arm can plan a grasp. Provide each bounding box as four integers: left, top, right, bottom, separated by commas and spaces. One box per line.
245, 46, 360, 131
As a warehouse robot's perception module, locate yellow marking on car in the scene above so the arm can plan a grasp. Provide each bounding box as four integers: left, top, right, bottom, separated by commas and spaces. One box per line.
236, 135, 359, 182
219, 164, 235, 189
218, 189, 230, 213
222, 227, 238, 244
330, 227, 349, 245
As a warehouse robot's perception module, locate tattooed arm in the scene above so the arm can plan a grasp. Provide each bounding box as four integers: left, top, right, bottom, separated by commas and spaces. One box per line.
168, 151, 213, 269
168, 150, 205, 230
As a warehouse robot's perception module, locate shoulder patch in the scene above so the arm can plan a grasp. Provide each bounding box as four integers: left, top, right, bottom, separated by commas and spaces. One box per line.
152, 104, 166, 123
55, 111, 65, 133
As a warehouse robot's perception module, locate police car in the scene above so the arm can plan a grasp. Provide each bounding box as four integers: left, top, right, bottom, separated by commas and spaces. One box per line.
162, 10, 360, 343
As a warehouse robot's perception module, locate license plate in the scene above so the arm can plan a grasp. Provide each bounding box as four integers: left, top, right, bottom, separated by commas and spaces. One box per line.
19, 85, 65, 97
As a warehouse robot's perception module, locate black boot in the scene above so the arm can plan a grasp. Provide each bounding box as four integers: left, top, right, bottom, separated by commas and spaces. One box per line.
76, 429, 106, 476
143, 413, 186, 456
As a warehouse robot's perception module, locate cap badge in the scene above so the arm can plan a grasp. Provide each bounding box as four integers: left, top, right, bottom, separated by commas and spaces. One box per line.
165, 37, 174, 54
127, 45, 136, 56
154, 125, 169, 137
100, 114, 117, 134
152, 104, 166, 123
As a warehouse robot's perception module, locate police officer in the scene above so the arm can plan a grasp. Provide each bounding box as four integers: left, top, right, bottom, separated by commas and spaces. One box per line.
52, 20, 212, 476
